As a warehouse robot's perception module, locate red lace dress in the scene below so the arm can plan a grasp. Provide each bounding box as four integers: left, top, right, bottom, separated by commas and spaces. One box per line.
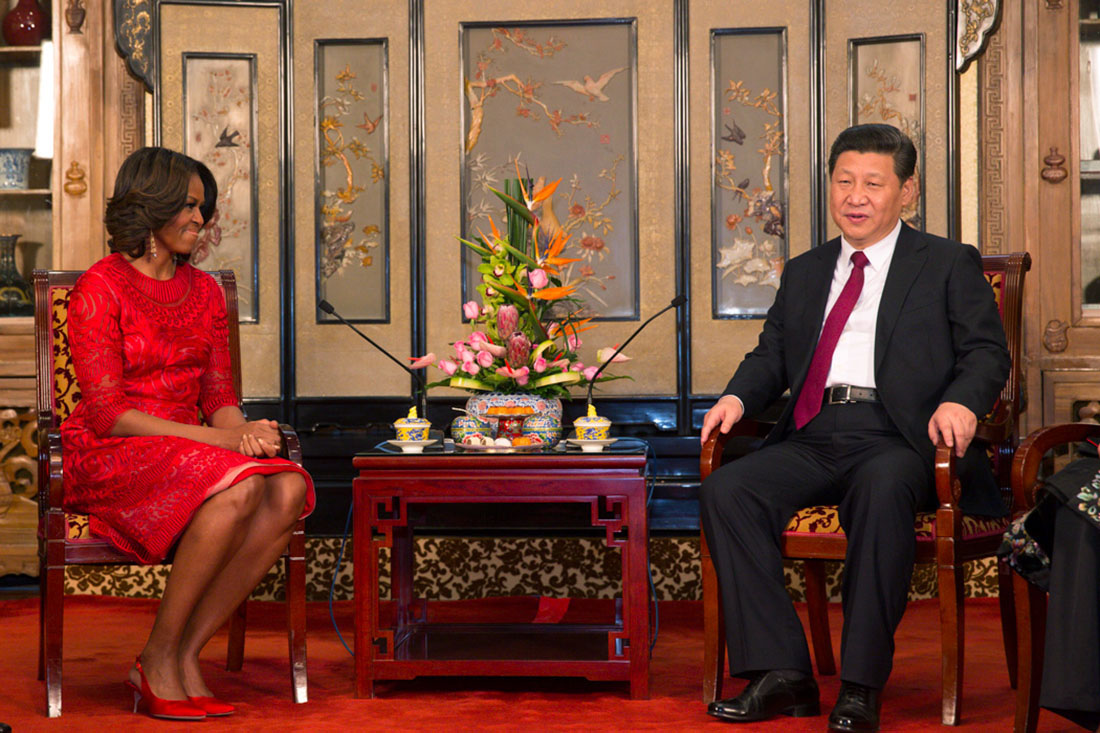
60, 253, 315, 563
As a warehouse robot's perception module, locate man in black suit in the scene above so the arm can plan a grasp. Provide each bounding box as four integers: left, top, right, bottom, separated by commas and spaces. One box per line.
699, 124, 1009, 732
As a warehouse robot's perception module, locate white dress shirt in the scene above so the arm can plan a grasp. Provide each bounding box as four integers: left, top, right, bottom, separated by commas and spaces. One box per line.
821, 219, 902, 390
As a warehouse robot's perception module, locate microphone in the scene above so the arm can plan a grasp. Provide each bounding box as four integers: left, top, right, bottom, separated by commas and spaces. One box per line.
586, 294, 688, 408
318, 299, 429, 422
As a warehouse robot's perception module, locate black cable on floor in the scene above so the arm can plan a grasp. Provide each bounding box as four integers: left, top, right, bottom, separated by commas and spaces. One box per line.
329, 499, 355, 658
616, 437, 660, 655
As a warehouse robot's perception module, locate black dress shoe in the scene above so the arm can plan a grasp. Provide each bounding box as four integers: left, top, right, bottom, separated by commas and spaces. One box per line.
707, 671, 820, 723
828, 681, 882, 732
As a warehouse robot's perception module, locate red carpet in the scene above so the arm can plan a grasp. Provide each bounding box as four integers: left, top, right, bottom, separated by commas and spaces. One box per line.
0, 596, 1080, 731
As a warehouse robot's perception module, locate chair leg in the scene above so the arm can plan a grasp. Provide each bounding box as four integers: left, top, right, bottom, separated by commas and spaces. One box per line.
37, 554, 46, 682
43, 559, 64, 718
997, 557, 1018, 689
803, 559, 836, 676
287, 520, 308, 704
226, 600, 246, 672
938, 547, 965, 726
701, 539, 725, 703
1012, 573, 1045, 733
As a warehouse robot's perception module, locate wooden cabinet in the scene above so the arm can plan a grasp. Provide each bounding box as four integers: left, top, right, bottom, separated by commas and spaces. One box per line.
982, 1, 1100, 430
0, 1, 144, 577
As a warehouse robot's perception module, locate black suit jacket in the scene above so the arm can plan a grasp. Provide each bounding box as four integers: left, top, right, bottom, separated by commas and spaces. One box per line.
723, 224, 1011, 517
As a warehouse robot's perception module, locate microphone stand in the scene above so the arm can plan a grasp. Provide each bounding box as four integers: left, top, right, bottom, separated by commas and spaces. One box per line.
318, 300, 429, 422
586, 294, 688, 409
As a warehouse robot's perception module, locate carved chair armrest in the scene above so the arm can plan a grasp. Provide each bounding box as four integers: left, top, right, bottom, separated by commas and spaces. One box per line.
974, 401, 1014, 445
1011, 422, 1100, 515
277, 423, 303, 465
699, 418, 766, 481
36, 427, 64, 515
933, 440, 963, 511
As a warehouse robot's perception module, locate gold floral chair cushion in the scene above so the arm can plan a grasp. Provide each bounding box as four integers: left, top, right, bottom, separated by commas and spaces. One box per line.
783, 506, 1008, 540
66, 514, 91, 540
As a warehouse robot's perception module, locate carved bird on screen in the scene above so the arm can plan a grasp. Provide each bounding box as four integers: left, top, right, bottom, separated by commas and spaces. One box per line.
356, 113, 383, 135
722, 119, 746, 145
554, 67, 627, 102
215, 127, 241, 148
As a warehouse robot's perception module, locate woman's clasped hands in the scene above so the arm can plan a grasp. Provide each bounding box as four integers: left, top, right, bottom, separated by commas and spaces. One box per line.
228, 419, 281, 458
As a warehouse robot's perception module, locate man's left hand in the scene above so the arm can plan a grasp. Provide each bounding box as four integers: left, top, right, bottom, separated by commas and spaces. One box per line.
927, 402, 978, 458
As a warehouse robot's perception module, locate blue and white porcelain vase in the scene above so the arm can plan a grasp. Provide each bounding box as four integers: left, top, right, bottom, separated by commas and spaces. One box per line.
0, 148, 32, 189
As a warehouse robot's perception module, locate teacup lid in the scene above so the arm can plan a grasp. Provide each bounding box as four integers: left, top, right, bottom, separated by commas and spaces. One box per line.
393, 405, 430, 427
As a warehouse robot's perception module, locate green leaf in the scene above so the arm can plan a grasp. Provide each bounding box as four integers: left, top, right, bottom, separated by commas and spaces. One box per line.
457, 236, 493, 257
488, 186, 536, 226
497, 239, 539, 269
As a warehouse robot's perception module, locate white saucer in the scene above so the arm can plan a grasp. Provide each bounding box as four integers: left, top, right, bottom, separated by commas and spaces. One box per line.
565, 438, 617, 452
387, 439, 438, 453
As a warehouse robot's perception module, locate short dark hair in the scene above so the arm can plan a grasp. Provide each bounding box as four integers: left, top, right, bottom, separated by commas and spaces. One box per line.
827, 124, 917, 182
104, 147, 217, 262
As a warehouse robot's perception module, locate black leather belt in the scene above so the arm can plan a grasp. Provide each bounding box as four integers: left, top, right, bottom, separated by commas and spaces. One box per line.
823, 384, 879, 405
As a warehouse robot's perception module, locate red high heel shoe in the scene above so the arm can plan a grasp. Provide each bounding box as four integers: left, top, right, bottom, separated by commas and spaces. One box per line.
188, 695, 236, 716
125, 658, 206, 721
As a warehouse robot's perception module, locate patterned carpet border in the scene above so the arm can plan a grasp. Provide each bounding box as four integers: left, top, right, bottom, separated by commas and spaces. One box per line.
62, 536, 1000, 603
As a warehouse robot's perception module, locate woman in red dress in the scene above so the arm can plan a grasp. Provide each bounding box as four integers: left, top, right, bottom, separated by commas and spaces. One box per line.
60, 147, 315, 720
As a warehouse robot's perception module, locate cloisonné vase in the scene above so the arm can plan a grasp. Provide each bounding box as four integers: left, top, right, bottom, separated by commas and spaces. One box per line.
0, 233, 33, 316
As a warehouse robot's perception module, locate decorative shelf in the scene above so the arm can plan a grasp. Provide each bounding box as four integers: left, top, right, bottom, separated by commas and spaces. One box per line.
0, 46, 42, 63
0, 189, 50, 196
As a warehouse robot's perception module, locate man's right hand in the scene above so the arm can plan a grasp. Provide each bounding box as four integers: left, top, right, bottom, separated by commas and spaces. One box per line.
700, 395, 744, 445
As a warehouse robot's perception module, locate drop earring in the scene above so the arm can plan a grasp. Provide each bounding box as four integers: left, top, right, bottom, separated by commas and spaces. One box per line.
148, 232, 158, 259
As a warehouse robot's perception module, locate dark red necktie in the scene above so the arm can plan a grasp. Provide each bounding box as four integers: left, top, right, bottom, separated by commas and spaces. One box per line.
792, 250, 870, 429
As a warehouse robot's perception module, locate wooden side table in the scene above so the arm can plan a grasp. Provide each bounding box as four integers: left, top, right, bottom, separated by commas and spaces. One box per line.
352, 449, 650, 699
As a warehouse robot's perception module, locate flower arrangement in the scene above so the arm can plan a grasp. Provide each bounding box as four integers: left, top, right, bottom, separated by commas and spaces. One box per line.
410, 174, 629, 400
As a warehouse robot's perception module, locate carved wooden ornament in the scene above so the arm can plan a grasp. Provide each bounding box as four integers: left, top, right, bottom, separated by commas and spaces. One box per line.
1041, 147, 1068, 184
1043, 319, 1069, 352
65, 0, 86, 34
63, 161, 87, 197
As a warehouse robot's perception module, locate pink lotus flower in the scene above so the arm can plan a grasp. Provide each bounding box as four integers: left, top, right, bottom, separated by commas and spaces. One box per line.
528, 268, 549, 289
462, 300, 481, 319
408, 353, 436, 369
595, 347, 631, 364
533, 356, 547, 373
496, 304, 519, 336
496, 364, 530, 386
439, 359, 458, 376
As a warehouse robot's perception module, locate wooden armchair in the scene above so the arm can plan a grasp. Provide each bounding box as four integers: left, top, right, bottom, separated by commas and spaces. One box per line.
33, 269, 308, 717
1008, 421, 1100, 733
699, 252, 1031, 726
